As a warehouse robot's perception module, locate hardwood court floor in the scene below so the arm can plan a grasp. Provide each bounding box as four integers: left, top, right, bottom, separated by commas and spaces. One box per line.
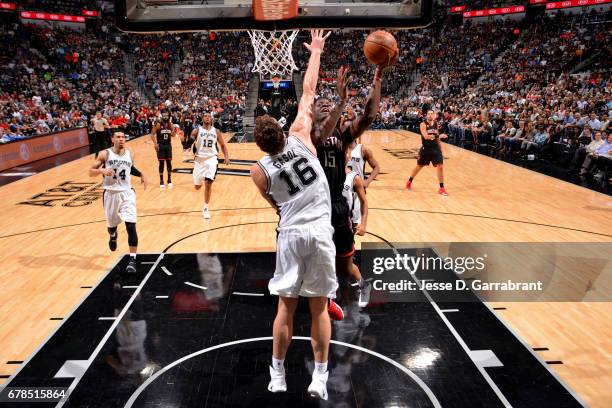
0, 130, 610, 406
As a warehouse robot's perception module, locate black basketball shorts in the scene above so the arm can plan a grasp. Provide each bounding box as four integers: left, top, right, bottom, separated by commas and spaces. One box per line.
157, 144, 172, 160
417, 146, 443, 166
331, 198, 355, 258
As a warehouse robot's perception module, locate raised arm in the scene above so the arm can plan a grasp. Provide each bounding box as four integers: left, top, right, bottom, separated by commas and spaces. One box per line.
312, 66, 350, 145
346, 54, 397, 141
289, 29, 330, 152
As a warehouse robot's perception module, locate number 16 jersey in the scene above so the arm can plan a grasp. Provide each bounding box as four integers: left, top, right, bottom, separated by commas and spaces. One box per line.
257, 136, 331, 228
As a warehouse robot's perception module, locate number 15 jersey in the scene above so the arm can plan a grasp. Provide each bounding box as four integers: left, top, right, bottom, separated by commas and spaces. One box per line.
257, 136, 331, 228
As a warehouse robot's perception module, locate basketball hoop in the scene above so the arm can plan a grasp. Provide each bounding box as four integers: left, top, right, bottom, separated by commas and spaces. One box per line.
248, 30, 299, 79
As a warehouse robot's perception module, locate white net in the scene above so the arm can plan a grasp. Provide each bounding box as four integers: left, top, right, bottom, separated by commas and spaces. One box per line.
248, 30, 299, 80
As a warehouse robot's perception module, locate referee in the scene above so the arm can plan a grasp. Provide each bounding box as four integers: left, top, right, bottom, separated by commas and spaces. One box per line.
91, 112, 110, 157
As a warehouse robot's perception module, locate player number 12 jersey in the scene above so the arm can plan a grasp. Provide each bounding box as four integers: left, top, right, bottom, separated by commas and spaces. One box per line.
195, 126, 219, 159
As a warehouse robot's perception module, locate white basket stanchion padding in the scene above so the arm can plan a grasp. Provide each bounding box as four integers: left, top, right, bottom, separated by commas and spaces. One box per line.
248, 30, 299, 79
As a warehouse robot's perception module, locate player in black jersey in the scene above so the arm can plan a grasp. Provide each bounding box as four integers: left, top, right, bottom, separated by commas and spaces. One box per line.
406, 105, 449, 196
311, 58, 396, 314
180, 110, 195, 156
150, 112, 178, 189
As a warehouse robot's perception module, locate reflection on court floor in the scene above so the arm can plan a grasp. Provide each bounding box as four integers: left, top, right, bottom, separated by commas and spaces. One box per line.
0, 251, 583, 408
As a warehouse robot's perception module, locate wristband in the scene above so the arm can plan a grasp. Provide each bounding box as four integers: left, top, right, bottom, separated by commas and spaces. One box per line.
130, 166, 142, 177
374, 69, 382, 82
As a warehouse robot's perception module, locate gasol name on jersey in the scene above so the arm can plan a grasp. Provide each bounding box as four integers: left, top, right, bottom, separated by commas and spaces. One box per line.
272, 150, 298, 169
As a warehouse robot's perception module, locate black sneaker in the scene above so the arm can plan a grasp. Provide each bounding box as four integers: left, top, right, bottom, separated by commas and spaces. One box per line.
126, 260, 137, 274
109, 234, 117, 251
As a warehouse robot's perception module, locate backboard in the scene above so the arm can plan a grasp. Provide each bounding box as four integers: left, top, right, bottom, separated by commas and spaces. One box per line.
115, 0, 433, 33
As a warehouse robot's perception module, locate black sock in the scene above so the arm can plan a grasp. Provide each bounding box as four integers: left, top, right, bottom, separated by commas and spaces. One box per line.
159, 174, 164, 184
440, 183, 444, 188
409, 177, 414, 182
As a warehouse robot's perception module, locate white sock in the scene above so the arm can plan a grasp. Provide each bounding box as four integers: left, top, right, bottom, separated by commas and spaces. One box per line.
130, 253, 136, 259
203, 204, 209, 210
314, 361, 327, 374
272, 357, 284, 371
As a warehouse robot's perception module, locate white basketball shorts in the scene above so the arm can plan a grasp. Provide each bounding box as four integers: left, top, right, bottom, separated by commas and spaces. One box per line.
103, 189, 137, 227
269, 223, 338, 298
193, 156, 218, 185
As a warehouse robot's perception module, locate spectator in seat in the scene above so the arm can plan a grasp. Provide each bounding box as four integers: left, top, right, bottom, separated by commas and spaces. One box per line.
572, 131, 604, 173
588, 113, 602, 131
581, 132, 612, 177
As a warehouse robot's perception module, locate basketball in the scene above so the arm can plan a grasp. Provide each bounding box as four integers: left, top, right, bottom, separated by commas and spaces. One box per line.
363, 30, 398, 66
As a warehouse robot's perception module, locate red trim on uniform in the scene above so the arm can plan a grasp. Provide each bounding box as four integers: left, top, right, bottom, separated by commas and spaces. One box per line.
336, 244, 355, 258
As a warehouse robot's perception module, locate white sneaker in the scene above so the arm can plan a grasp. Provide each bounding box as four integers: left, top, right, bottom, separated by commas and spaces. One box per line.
307, 370, 328, 400
160, 184, 165, 190
268, 366, 287, 393
202, 207, 211, 219
357, 280, 372, 308
167, 183, 173, 189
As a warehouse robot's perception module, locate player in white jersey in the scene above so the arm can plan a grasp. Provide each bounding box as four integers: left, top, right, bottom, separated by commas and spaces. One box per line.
347, 140, 379, 226
189, 112, 230, 219
342, 169, 371, 307
250, 30, 335, 401
89, 132, 148, 274
342, 170, 368, 236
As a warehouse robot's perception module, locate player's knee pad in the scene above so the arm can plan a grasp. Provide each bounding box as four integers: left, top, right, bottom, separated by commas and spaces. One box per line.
158, 161, 164, 173
125, 222, 138, 247
166, 161, 172, 171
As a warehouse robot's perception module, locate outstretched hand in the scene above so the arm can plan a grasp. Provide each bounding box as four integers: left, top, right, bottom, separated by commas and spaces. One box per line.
337, 66, 351, 102
304, 29, 331, 53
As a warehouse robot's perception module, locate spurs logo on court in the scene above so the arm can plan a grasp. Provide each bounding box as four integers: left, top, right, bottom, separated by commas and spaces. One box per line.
18, 181, 104, 207
19, 143, 30, 161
